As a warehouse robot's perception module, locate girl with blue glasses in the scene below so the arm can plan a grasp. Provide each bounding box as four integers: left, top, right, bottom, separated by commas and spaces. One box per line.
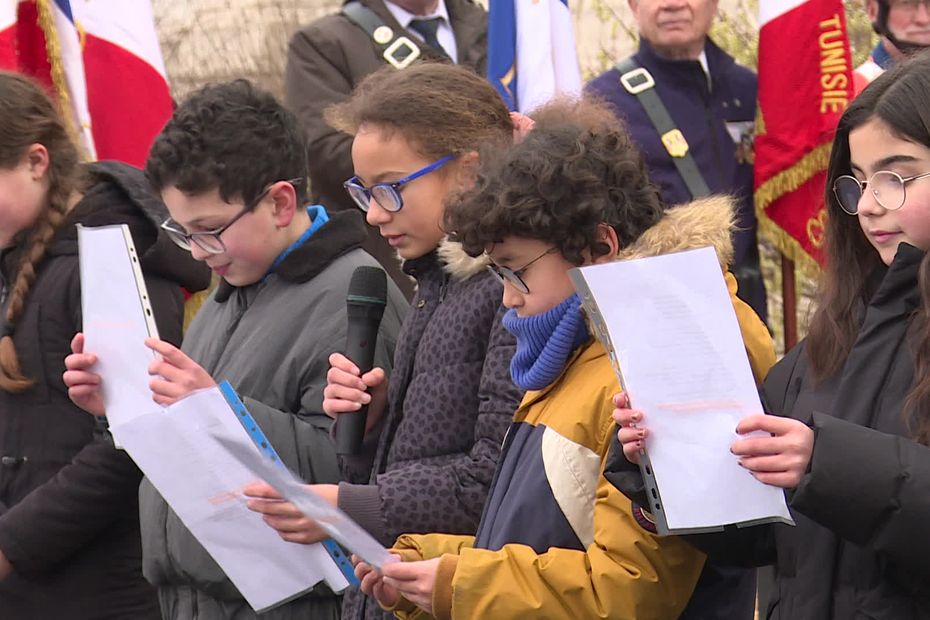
244, 63, 525, 620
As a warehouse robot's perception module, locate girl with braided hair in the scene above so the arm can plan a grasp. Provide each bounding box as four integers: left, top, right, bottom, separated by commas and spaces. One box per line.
0, 71, 209, 618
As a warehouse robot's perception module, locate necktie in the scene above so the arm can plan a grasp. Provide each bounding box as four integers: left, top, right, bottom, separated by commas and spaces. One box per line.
408, 17, 449, 59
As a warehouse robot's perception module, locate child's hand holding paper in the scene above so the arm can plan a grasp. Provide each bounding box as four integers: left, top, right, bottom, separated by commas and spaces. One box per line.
612, 392, 647, 464
731, 414, 815, 489
145, 338, 216, 406
243, 482, 338, 545
63, 332, 106, 418
355, 554, 402, 611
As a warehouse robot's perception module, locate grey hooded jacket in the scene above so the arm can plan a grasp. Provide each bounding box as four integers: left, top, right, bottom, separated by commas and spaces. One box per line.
139, 209, 408, 619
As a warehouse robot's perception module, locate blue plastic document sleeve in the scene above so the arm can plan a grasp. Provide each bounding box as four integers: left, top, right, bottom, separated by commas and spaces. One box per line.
217, 380, 358, 585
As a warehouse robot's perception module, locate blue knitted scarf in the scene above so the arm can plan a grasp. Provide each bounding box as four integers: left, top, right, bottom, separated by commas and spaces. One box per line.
502, 294, 590, 391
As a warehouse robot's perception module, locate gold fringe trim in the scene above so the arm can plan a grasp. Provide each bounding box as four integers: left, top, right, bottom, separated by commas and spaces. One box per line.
35, 0, 90, 162
755, 142, 832, 212
754, 142, 834, 276
757, 210, 822, 278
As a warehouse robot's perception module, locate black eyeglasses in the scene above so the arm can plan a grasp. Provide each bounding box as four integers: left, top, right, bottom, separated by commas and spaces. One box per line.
488, 248, 558, 294
161, 178, 304, 254
343, 155, 454, 213
833, 170, 930, 215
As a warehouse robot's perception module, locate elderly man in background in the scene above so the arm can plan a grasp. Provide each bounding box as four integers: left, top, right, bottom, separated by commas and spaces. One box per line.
855, 0, 930, 93
588, 7, 763, 617
587, 0, 767, 326
285, 0, 486, 298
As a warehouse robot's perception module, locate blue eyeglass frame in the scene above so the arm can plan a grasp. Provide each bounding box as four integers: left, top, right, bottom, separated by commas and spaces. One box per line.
343, 155, 454, 213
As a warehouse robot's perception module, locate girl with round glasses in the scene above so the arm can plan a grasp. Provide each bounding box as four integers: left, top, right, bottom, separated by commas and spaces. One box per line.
613, 52, 930, 619
243, 63, 524, 620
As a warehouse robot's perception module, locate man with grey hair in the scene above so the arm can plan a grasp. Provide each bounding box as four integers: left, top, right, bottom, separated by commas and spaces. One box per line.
587, 0, 766, 326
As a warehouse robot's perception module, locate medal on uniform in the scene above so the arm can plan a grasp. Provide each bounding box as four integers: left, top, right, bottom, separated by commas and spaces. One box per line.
661, 129, 689, 158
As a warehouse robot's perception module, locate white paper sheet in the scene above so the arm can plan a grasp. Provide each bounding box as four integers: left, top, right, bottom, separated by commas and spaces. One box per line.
571, 246, 793, 533
113, 388, 350, 612
78, 225, 159, 427
211, 433, 395, 570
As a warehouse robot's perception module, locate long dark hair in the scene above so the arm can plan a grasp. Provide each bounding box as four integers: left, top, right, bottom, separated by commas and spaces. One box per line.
0, 71, 81, 392
808, 52, 930, 444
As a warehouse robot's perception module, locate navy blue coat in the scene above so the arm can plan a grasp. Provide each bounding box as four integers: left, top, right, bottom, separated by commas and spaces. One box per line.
587, 39, 766, 320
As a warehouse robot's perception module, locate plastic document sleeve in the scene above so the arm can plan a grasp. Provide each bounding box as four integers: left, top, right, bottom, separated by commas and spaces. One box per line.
569, 246, 793, 535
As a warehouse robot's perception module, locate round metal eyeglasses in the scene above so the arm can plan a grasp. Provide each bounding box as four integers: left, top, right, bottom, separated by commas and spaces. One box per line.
487, 248, 558, 294
833, 170, 930, 215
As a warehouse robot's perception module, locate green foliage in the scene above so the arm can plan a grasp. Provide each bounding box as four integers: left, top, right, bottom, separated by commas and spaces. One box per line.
710, 0, 759, 69
846, 0, 878, 66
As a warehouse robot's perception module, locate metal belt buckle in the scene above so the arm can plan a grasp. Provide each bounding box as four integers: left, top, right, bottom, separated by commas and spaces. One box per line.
620, 67, 655, 95
383, 36, 421, 70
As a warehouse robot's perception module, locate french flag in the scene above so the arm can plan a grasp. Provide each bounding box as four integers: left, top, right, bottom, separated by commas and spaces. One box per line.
1, 0, 172, 168
486, 0, 582, 113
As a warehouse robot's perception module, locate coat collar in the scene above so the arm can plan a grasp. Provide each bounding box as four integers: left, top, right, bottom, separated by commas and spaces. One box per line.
214, 209, 367, 302
401, 237, 489, 282
352, 0, 485, 65
445, 0, 486, 65
515, 338, 605, 415
635, 37, 735, 81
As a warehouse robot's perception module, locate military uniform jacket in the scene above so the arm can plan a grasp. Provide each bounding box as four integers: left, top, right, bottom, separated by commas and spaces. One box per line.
285, 0, 487, 217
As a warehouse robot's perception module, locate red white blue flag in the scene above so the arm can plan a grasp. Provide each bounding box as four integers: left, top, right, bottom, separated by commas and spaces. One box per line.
487, 0, 582, 113
0, 0, 172, 167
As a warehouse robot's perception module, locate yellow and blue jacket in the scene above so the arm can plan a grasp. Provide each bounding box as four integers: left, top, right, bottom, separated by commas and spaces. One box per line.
389, 197, 775, 620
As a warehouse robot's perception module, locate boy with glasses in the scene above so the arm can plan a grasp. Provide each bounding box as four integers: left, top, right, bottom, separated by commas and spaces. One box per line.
64, 79, 407, 619
352, 100, 775, 620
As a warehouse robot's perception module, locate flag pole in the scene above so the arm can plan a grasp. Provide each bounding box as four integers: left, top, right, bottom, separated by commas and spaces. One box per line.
782, 254, 798, 351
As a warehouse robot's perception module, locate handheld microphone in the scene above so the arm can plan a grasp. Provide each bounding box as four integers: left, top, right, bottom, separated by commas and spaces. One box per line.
335, 266, 388, 455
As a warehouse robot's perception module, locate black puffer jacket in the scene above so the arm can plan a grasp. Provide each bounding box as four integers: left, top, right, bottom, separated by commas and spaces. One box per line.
757, 243, 930, 619
0, 161, 210, 619
641, 243, 930, 620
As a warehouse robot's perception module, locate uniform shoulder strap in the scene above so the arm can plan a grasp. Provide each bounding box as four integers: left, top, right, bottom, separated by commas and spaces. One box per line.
613, 56, 711, 199
342, 2, 423, 69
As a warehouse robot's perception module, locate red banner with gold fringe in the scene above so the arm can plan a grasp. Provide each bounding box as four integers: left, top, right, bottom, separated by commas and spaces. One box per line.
755, 0, 853, 270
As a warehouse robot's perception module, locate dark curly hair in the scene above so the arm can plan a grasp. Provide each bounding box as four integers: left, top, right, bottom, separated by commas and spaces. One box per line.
325, 62, 513, 161
146, 79, 307, 205
445, 99, 665, 265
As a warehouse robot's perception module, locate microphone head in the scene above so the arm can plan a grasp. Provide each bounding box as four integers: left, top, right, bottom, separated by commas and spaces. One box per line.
347, 266, 388, 307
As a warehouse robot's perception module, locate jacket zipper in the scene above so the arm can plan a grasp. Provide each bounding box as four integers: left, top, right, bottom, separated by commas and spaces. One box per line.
698, 70, 725, 191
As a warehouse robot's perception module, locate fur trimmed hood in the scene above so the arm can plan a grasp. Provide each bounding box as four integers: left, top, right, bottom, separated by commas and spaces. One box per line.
431, 194, 738, 281
617, 195, 736, 268
436, 238, 491, 280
